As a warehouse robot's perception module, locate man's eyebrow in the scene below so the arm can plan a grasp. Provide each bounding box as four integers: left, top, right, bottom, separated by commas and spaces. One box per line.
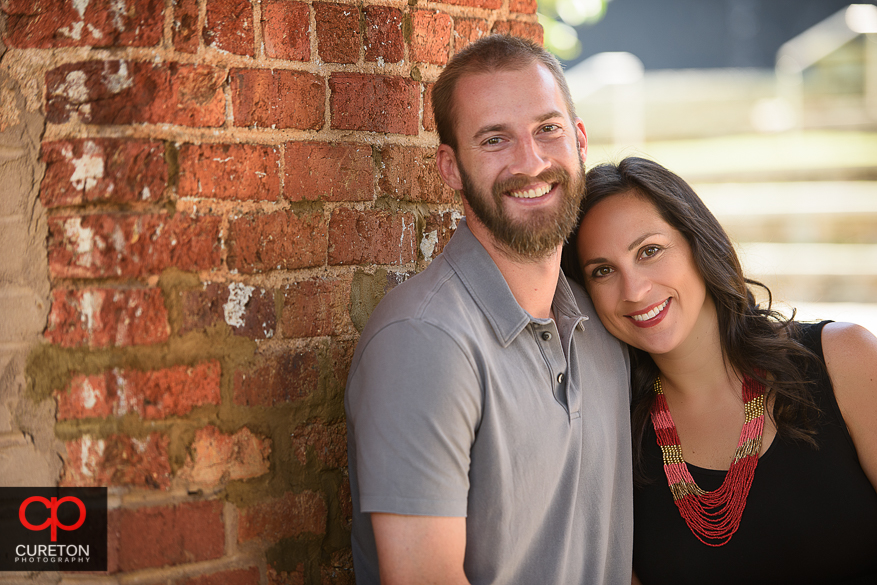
472, 111, 567, 141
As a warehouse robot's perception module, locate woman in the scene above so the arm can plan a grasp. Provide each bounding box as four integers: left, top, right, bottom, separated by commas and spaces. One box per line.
562, 157, 877, 584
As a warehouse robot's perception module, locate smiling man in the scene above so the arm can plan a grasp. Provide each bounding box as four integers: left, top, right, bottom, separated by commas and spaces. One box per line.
344, 35, 633, 585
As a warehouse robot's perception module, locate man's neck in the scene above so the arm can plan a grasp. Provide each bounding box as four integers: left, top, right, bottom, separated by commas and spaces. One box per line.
466, 217, 561, 321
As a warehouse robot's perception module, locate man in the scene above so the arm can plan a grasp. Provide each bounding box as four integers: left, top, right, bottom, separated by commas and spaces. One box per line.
345, 35, 632, 584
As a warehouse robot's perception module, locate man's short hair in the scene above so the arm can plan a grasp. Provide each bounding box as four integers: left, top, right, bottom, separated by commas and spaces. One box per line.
431, 34, 577, 152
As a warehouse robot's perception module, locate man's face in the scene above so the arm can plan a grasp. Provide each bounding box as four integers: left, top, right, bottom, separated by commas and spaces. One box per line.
438, 61, 588, 260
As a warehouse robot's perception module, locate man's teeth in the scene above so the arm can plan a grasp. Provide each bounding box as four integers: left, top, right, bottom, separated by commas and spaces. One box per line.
509, 184, 551, 199
631, 300, 669, 322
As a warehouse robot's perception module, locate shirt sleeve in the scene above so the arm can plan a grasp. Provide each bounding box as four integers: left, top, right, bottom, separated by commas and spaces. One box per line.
346, 318, 482, 517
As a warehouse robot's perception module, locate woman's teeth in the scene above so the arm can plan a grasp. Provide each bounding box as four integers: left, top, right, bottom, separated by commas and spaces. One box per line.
509, 184, 551, 199
631, 299, 668, 322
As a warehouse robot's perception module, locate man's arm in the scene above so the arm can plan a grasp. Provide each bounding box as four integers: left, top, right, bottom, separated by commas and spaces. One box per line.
372, 513, 471, 585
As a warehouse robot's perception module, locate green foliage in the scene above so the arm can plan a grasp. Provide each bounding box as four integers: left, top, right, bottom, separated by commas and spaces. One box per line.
538, 0, 610, 60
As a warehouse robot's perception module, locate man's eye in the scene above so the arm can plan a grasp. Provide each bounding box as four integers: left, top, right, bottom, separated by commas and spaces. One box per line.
540, 124, 559, 133
485, 137, 502, 146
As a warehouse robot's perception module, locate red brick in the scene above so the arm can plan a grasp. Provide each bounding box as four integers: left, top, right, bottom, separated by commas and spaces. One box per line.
46, 61, 226, 126
178, 143, 281, 201
364, 6, 403, 64
379, 145, 455, 204
291, 419, 346, 468
321, 549, 354, 585
268, 566, 305, 585
330, 338, 357, 396
315, 3, 360, 64
115, 500, 224, 571
181, 283, 276, 339
40, 139, 166, 208
179, 426, 271, 486
2, 0, 163, 49
285, 142, 374, 202
181, 567, 261, 585
57, 362, 221, 420
423, 209, 462, 261
491, 21, 544, 44
452, 17, 489, 54
422, 82, 435, 132
233, 348, 319, 407
442, 0, 501, 7
204, 0, 254, 56
409, 10, 452, 65
231, 69, 325, 129
48, 212, 221, 278
238, 491, 326, 543
263, 1, 310, 61
62, 433, 171, 488
45, 288, 170, 348
509, 0, 539, 15
329, 73, 418, 135
280, 277, 352, 338
329, 208, 417, 265
173, 0, 200, 53
227, 210, 327, 273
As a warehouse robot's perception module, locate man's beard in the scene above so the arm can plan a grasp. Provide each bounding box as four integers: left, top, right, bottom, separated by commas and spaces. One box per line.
459, 154, 586, 261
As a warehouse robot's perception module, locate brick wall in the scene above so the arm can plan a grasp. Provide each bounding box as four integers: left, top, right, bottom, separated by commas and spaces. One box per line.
0, 0, 540, 583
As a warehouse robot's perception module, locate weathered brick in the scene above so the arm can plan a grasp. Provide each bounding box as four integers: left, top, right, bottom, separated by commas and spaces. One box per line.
238, 491, 326, 543
227, 210, 327, 273
321, 548, 354, 585
491, 21, 544, 44
291, 419, 346, 468
62, 433, 171, 489
46, 61, 227, 126
329, 208, 417, 266
179, 426, 271, 486
329, 73, 418, 135
233, 347, 319, 407
40, 139, 166, 208
409, 10, 452, 65
2, 0, 163, 48
115, 500, 224, 571
285, 142, 374, 202
57, 362, 220, 420
45, 288, 170, 348
280, 277, 352, 338
178, 143, 281, 201
204, 0, 254, 55
48, 212, 222, 278
442, 0, 501, 7
509, 0, 539, 15
364, 6, 403, 64
181, 567, 261, 585
329, 338, 357, 396
173, 0, 200, 53
56, 362, 221, 420
263, 1, 310, 61
423, 209, 462, 261
231, 69, 325, 129
379, 145, 455, 204
422, 82, 436, 132
181, 283, 276, 339
268, 566, 305, 585
453, 17, 490, 54
349, 269, 413, 332
315, 3, 360, 63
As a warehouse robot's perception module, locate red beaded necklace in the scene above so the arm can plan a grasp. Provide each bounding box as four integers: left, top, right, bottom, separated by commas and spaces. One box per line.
649, 374, 766, 547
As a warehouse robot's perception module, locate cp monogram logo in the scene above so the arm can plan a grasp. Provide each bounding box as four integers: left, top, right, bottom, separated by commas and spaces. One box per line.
19, 496, 87, 542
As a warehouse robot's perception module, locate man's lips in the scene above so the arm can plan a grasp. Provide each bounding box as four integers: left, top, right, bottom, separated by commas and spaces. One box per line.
627, 298, 670, 327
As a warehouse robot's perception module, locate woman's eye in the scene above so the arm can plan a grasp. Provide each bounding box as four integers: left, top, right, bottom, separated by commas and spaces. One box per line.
641, 245, 660, 259
591, 266, 613, 278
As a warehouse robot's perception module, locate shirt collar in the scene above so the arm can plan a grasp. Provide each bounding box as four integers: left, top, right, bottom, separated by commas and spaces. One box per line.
441, 219, 586, 347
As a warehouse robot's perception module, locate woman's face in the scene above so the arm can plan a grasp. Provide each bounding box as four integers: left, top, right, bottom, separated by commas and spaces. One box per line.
575, 191, 714, 357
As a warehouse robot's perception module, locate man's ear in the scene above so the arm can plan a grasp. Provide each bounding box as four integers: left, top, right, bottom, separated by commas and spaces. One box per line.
436, 144, 463, 191
575, 117, 588, 163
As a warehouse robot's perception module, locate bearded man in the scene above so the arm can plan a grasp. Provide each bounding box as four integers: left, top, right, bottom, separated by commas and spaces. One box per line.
344, 35, 633, 585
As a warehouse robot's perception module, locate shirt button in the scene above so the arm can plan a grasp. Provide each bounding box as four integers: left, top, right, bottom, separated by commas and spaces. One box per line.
557, 373, 565, 384
541, 331, 552, 341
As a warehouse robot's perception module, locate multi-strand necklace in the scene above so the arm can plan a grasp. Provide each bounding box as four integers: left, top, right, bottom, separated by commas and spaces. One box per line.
650, 374, 766, 547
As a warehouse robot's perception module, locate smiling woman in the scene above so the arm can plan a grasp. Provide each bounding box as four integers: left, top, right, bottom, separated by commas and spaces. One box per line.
561, 156, 877, 584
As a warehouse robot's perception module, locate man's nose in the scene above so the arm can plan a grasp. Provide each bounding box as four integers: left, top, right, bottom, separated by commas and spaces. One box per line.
507, 135, 550, 177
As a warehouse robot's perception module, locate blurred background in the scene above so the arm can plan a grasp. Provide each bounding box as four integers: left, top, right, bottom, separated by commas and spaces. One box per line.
539, 0, 877, 333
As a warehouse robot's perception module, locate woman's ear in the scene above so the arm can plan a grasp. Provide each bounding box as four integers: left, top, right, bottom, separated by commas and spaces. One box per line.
436, 144, 463, 191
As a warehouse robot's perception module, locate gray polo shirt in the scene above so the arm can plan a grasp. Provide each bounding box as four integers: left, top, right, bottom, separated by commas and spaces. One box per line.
345, 219, 633, 584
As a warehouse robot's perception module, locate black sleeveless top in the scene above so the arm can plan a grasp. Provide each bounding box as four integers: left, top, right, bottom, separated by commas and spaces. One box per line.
633, 321, 877, 584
